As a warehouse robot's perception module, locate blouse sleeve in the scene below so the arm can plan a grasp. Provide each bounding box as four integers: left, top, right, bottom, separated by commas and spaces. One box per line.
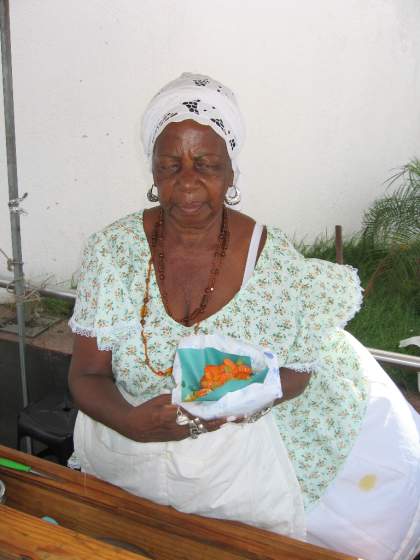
68, 232, 137, 350
284, 258, 363, 372
69, 233, 106, 338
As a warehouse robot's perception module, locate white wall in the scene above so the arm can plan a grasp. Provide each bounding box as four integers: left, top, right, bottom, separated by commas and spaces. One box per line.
1, 0, 419, 286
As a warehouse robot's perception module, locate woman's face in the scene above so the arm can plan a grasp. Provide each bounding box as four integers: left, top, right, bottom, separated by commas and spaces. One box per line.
152, 120, 233, 228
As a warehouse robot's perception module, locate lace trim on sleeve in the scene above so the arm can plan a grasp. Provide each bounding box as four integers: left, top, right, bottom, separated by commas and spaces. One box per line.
283, 361, 320, 373
338, 265, 364, 329
68, 317, 96, 337
68, 317, 140, 340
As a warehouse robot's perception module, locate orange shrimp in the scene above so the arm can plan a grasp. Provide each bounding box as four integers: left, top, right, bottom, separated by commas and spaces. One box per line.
186, 358, 254, 401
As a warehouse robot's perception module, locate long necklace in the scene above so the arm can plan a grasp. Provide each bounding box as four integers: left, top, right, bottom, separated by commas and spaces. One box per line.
140, 207, 230, 377
153, 207, 230, 326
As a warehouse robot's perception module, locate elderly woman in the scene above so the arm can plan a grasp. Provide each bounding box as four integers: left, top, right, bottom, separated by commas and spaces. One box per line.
69, 73, 419, 560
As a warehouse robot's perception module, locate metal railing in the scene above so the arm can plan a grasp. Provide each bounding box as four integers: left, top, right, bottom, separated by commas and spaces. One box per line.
369, 348, 420, 371
0, 276, 76, 302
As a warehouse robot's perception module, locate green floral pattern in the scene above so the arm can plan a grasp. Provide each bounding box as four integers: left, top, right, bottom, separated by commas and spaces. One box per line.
70, 211, 369, 509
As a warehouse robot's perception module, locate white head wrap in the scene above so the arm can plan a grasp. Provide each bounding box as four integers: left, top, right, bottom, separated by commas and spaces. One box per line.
141, 73, 245, 180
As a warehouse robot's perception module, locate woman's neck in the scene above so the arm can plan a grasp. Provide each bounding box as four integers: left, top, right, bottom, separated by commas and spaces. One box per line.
163, 210, 225, 250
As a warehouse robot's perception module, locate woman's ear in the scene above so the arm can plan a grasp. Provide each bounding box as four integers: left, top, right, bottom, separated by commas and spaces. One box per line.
228, 163, 234, 186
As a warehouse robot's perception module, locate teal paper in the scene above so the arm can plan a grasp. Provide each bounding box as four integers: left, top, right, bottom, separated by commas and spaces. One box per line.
177, 346, 268, 402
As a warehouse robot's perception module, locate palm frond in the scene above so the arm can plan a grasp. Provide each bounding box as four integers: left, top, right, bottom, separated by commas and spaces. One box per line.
361, 158, 420, 296
362, 159, 420, 247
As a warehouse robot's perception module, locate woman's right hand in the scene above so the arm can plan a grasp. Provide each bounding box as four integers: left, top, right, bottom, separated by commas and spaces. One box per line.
125, 394, 227, 443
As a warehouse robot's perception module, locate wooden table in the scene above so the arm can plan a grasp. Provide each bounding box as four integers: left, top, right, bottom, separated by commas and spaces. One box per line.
0, 445, 358, 560
0, 505, 146, 560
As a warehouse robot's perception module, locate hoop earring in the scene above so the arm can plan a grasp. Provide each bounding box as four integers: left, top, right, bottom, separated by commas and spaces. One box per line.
147, 184, 159, 203
224, 185, 241, 206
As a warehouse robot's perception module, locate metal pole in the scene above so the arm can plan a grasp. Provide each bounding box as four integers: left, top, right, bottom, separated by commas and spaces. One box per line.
335, 225, 343, 264
0, 0, 31, 452
369, 348, 420, 370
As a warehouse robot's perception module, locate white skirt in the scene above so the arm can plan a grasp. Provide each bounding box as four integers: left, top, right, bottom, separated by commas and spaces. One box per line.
73, 332, 420, 560
306, 333, 420, 560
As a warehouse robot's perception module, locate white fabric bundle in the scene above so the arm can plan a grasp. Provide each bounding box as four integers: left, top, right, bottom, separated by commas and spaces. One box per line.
171, 333, 283, 420
141, 72, 245, 180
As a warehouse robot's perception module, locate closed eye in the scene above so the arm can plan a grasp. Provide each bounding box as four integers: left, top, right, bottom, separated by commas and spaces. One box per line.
156, 160, 180, 175
195, 161, 222, 173
158, 163, 179, 171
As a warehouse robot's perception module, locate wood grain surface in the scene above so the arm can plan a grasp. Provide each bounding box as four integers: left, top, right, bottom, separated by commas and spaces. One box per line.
0, 444, 360, 560
0, 505, 148, 559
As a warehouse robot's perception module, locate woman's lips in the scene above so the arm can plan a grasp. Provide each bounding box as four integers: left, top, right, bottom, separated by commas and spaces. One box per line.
177, 202, 203, 214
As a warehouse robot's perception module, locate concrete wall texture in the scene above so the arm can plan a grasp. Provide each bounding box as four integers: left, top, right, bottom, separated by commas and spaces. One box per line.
0, 0, 419, 286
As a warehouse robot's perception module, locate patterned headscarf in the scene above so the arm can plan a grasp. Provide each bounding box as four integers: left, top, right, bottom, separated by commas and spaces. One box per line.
141, 72, 245, 180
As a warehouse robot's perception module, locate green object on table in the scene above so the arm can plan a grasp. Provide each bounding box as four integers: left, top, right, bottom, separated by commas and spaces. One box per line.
0, 457, 52, 479
0, 457, 32, 472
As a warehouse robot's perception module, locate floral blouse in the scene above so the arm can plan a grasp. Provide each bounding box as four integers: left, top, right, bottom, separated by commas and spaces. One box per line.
69, 210, 369, 510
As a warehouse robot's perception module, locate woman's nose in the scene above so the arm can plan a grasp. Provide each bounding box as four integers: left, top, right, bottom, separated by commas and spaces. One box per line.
175, 164, 200, 191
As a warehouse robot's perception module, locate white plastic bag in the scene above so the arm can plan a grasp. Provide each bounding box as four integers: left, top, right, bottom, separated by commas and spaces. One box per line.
172, 333, 282, 420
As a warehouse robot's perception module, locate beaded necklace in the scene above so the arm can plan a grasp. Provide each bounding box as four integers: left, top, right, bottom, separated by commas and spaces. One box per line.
140, 207, 230, 377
